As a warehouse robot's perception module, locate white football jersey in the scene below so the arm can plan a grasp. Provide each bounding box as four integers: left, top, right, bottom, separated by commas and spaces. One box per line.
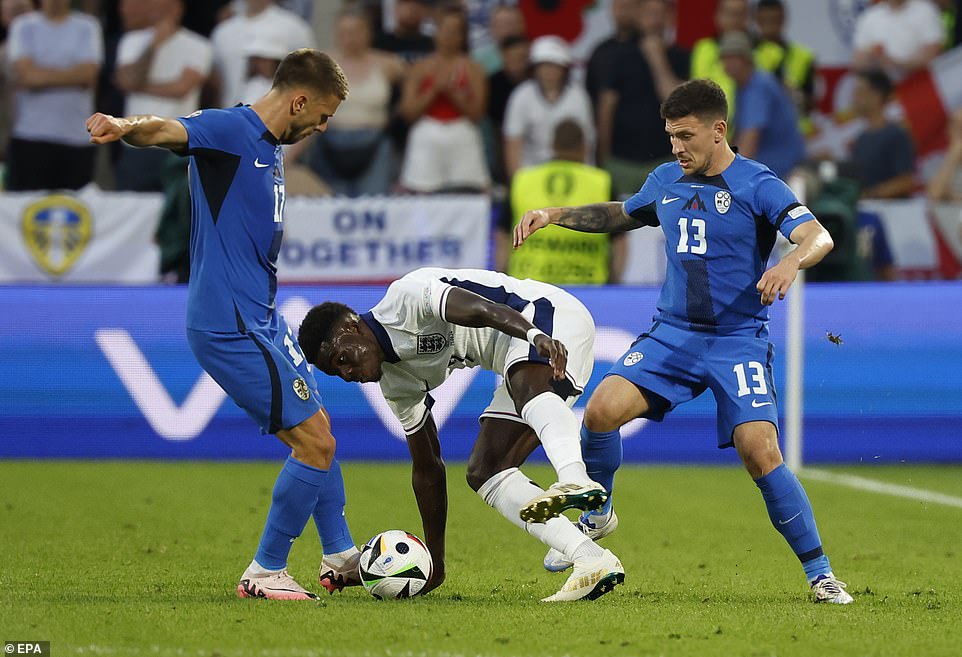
365, 268, 594, 434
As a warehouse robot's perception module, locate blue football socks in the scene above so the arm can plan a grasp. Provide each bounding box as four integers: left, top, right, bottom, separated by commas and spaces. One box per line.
580, 424, 622, 517
755, 463, 832, 582
311, 457, 356, 554
254, 456, 327, 571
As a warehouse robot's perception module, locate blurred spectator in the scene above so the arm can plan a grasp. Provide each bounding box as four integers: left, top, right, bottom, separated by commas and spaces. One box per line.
486, 33, 529, 183
848, 69, 916, 199
398, 5, 489, 193
0, 0, 33, 169
584, 0, 640, 109
502, 35, 593, 178
114, 0, 211, 191
753, 0, 815, 134
720, 31, 803, 180
852, 0, 943, 81
472, 3, 526, 74
209, 0, 314, 108
487, 34, 528, 129
598, 0, 688, 198
375, 0, 434, 64
308, 7, 404, 196
500, 119, 625, 284
6, 0, 103, 191
240, 36, 287, 104
927, 108, 962, 202
690, 0, 749, 121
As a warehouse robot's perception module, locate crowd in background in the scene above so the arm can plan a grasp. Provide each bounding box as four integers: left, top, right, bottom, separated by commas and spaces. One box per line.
0, 0, 961, 283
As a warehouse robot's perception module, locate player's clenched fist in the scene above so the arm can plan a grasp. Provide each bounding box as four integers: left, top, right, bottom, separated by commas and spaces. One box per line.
85, 113, 128, 144
513, 208, 552, 248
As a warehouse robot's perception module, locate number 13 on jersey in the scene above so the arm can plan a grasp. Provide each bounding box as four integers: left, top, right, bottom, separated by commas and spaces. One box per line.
677, 217, 707, 254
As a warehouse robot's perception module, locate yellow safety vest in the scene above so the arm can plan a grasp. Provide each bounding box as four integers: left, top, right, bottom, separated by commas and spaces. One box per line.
755, 40, 815, 134
509, 160, 612, 285
690, 37, 736, 123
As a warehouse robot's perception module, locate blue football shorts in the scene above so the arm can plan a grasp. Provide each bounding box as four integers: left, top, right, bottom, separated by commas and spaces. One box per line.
186, 314, 322, 435
605, 320, 778, 448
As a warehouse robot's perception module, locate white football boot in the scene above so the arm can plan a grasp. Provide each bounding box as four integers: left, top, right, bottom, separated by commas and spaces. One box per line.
543, 510, 619, 572
237, 567, 318, 601
520, 481, 608, 523
810, 573, 854, 604
541, 548, 625, 602
319, 550, 362, 593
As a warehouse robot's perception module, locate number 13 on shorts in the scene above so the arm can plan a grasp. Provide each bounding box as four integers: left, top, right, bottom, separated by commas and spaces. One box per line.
733, 361, 768, 397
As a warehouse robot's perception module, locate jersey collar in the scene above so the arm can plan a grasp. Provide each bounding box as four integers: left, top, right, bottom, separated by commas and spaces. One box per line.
360, 312, 401, 363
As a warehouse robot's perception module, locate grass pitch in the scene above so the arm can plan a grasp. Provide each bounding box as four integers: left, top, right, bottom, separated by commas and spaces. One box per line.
2, 461, 961, 657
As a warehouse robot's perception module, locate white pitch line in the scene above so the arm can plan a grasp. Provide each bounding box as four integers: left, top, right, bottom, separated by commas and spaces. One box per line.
801, 468, 962, 509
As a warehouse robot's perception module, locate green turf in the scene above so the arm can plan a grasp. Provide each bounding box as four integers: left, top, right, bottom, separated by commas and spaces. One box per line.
2, 461, 961, 657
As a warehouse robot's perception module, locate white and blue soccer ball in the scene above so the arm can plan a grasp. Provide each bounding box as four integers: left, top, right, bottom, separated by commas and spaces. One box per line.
359, 530, 433, 599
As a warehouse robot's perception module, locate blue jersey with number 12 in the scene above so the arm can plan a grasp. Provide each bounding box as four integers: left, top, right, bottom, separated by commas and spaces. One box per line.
177, 106, 285, 333
623, 154, 814, 333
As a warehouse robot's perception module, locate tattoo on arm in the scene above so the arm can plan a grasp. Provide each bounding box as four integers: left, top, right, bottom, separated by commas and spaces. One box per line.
556, 202, 646, 233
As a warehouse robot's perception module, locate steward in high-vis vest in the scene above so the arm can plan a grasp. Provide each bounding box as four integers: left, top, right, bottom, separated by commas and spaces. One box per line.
506, 119, 623, 285
689, 0, 753, 125
753, 0, 816, 134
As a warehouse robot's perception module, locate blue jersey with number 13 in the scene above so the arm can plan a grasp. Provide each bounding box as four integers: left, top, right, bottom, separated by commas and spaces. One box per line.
624, 155, 814, 333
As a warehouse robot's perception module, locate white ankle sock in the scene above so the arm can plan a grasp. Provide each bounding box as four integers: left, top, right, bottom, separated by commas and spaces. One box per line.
248, 559, 281, 576
324, 546, 359, 568
520, 392, 591, 485
478, 468, 601, 558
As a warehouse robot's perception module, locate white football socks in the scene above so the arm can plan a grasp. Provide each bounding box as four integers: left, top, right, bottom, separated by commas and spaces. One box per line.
323, 546, 359, 568
247, 559, 282, 576
478, 468, 603, 561
520, 391, 591, 485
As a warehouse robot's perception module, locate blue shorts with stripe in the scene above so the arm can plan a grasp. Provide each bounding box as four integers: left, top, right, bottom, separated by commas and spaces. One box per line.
606, 320, 778, 448
186, 314, 322, 435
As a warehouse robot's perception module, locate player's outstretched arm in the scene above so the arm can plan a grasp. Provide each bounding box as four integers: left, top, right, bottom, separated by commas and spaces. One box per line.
85, 112, 188, 151
756, 219, 835, 305
513, 202, 646, 248
405, 414, 447, 594
443, 287, 568, 379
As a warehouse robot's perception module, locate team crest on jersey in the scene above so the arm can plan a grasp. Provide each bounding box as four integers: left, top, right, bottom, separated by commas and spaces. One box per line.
417, 333, 447, 354
21, 195, 92, 277
293, 377, 311, 401
715, 191, 732, 214
623, 352, 644, 366
683, 192, 707, 211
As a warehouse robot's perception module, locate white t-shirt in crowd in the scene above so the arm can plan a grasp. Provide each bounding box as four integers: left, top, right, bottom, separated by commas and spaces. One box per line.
211, 5, 315, 107
7, 10, 103, 146
853, 0, 944, 71
502, 80, 595, 170
117, 27, 212, 119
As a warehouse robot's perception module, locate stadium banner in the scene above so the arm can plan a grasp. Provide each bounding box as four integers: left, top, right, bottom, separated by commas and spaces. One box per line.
0, 188, 163, 283
277, 196, 490, 283
1, 283, 959, 464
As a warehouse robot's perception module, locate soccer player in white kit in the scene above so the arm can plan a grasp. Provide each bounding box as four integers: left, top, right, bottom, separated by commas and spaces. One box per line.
298, 267, 625, 602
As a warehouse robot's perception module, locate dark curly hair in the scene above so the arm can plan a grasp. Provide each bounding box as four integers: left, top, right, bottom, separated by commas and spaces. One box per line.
297, 302, 356, 371
661, 79, 729, 123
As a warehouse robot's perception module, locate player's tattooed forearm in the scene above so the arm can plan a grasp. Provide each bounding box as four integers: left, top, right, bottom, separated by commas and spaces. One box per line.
556, 203, 638, 233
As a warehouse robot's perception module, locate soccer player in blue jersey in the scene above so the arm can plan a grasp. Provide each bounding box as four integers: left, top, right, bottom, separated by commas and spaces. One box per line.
85, 49, 361, 601
514, 78, 854, 604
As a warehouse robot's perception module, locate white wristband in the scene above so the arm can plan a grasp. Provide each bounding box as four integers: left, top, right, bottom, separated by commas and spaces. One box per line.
526, 327, 547, 345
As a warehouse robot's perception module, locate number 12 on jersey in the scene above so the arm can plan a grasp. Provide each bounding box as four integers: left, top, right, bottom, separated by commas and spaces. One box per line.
677, 217, 707, 254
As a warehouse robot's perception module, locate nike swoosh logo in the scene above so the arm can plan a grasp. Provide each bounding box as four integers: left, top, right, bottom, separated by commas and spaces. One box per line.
778, 511, 802, 525
691, 184, 704, 188
751, 400, 773, 408
254, 158, 270, 168
661, 196, 680, 204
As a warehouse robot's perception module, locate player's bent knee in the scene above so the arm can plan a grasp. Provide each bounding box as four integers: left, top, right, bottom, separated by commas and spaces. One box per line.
583, 398, 623, 433
280, 412, 337, 470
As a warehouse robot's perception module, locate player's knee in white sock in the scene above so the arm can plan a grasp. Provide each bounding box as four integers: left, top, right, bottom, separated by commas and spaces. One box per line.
520, 391, 590, 484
